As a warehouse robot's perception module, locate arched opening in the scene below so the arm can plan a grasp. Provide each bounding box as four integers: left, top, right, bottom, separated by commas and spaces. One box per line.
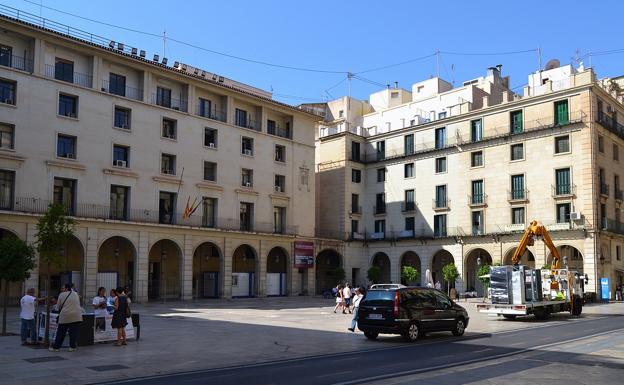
148, 239, 182, 301
431, 250, 454, 290
547, 245, 583, 273
400, 251, 421, 286
465, 248, 493, 297
315, 249, 343, 294
266, 247, 288, 296
193, 242, 222, 298
503, 248, 535, 268
0, 228, 23, 302
371, 252, 391, 284
232, 244, 258, 297
97, 236, 136, 299
38, 235, 84, 299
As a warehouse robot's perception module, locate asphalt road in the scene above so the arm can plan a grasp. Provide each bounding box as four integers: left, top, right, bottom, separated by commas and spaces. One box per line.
97, 315, 624, 385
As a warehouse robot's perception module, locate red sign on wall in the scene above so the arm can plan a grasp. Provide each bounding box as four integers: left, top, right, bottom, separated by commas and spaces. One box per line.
294, 241, 314, 268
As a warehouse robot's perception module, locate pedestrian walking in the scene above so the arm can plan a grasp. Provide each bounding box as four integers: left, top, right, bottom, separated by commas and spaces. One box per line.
343, 284, 352, 314
19, 288, 38, 345
49, 283, 83, 352
616, 282, 623, 301
333, 285, 344, 313
112, 286, 129, 346
92, 287, 107, 332
348, 287, 364, 332
435, 281, 442, 290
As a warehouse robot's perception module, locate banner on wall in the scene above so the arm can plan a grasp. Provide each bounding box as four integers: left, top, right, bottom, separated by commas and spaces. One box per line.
294, 241, 314, 268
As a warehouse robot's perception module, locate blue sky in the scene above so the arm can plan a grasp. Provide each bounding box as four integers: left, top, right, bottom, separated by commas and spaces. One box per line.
4, 0, 624, 104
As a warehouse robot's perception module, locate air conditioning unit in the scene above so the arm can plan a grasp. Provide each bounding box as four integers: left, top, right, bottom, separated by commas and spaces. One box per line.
162, 168, 174, 175
64, 153, 75, 159
570, 212, 581, 221
244, 149, 252, 156
208, 142, 215, 148
245, 182, 251, 187
114, 160, 127, 167
274, 186, 282, 192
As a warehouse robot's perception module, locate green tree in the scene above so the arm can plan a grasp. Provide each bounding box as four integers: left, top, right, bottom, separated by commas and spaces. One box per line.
442, 263, 459, 295
367, 266, 381, 284
401, 266, 420, 285
477, 264, 492, 301
0, 236, 35, 335
35, 203, 76, 345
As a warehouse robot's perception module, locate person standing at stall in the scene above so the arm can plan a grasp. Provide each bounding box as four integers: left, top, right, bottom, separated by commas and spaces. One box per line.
49, 283, 83, 352
112, 286, 129, 346
92, 287, 107, 332
19, 288, 38, 346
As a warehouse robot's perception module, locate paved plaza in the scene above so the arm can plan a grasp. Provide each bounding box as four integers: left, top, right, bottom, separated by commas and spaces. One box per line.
0, 297, 623, 384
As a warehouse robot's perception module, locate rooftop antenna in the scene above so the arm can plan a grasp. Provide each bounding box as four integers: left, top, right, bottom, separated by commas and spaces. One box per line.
347, 72, 353, 98
537, 46, 542, 71
162, 30, 167, 58
435, 49, 440, 78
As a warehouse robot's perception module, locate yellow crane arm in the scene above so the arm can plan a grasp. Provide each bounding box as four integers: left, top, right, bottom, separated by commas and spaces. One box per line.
511, 220, 561, 269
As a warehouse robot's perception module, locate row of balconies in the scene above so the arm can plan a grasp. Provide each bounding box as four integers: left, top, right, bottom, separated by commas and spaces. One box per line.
357, 186, 572, 217
340, 220, 584, 242
349, 111, 584, 164
3, 197, 298, 235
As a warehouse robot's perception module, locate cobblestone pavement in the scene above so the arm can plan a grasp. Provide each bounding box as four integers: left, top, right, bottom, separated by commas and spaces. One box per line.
0, 298, 622, 384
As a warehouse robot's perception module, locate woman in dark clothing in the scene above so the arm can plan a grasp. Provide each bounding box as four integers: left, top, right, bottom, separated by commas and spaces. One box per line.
111, 286, 128, 346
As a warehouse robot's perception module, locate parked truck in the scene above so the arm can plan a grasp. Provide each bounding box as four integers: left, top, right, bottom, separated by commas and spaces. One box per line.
476, 221, 588, 320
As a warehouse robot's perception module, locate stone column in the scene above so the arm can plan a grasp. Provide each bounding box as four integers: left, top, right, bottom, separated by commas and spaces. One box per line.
181, 235, 193, 301
222, 237, 233, 298
84, 227, 99, 301
136, 231, 150, 303
258, 240, 267, 297
390, 248, 401, 284
33, 38, 46, 76
25, 223, 39, 294
142, 72, 152, 104
226, 95, 235, 125
92, 55, 103, 91
454, 244, 466, 293
584, 235, 599, 293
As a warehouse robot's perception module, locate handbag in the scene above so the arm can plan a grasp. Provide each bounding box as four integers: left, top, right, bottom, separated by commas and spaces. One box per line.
55, 291, 72, 322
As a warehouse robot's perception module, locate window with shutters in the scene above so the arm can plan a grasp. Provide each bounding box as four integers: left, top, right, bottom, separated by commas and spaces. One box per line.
510, 110, 523, 133
554, 100, 569, 125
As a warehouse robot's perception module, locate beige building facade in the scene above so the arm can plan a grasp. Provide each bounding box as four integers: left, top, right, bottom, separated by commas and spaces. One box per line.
0, 13, 331, 302
314, 64, 624, 297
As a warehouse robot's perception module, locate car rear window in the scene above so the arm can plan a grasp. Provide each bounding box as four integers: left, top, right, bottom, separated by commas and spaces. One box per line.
362, 290, 394, 305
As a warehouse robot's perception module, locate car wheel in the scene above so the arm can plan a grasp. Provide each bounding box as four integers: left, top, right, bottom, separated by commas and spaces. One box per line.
364, 331, 378, 340
502, 314, 517, 320
402, 322, 420, 342
452, 318, 466, 336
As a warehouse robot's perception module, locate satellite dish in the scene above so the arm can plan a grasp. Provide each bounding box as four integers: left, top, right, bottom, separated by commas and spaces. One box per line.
544, 59, 560, 71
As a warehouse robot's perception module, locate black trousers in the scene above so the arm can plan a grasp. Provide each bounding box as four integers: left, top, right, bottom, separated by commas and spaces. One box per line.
53, 321, 81, 349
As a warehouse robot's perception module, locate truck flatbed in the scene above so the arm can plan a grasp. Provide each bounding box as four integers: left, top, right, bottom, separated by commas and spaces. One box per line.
476, 300, 570, 316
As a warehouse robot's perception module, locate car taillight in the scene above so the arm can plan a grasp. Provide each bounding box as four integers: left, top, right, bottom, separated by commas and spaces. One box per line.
393, 291, 400, 317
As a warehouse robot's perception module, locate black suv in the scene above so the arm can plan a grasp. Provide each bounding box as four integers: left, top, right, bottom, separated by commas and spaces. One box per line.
357, 287, 469, 341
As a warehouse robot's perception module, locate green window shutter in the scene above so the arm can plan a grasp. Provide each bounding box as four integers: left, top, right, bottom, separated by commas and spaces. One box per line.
556, 101, 569, 125
511, 111, 523, 133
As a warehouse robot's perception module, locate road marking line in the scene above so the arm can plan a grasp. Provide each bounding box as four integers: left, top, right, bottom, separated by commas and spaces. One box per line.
332, 328, 624, 385
317, 370, 352, 378
471, 348, 494, 353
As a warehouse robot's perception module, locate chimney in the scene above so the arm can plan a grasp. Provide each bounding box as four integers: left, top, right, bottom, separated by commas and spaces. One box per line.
496, 64, 503, 73
394, 81, 399, 89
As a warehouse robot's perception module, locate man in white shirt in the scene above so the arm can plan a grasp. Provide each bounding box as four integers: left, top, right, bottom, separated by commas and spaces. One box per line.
92, 287, 108, 332
342, 284, 352, 314
348, 287, 364, 332
20, 288, 38, 345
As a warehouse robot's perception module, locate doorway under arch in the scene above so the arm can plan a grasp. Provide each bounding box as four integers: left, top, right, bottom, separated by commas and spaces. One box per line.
39, 235, 85, 299
315, 249, 343, 294
371, 252, 391, 284
503, 248, 535, 268
266, 247, 289, 296
431, 249, 454, 290
148, 239, 182, 301
465, 248, 493, 297
547, 245, 583, 273
97, 236, 136, 299
232, 244, 258, 297
193, 242, 222, 298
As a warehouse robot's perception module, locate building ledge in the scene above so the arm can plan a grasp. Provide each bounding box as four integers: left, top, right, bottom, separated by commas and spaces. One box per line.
270, 193, 290, 202
196, 182, 223, 191
236, 188, 259, 196
153, 175, 182, 184
45, 160, 86, 171
0, 151, 25, 163
103, 168, 139, 178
